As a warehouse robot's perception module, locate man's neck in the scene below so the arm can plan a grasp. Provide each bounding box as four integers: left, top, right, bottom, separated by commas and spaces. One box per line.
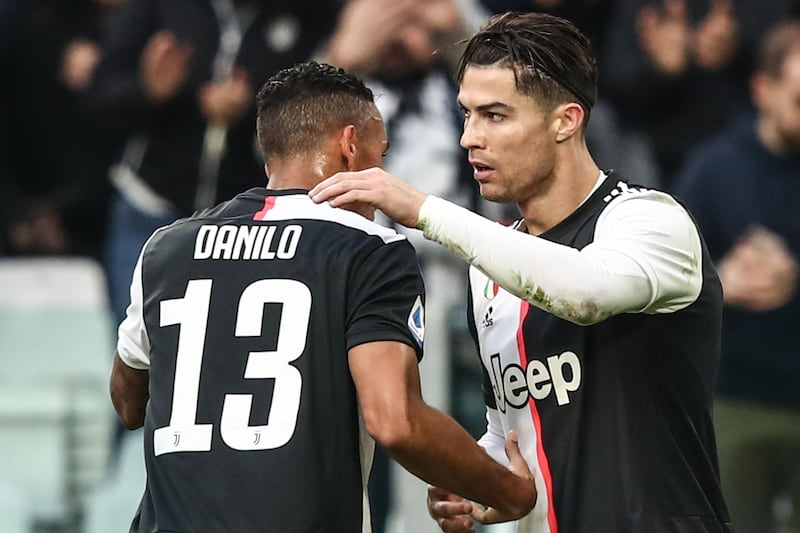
518, 148, 601, 236
267, 153, 338, 190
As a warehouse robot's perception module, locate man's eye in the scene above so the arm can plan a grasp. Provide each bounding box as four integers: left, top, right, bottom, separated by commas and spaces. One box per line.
486, 112, 504, 121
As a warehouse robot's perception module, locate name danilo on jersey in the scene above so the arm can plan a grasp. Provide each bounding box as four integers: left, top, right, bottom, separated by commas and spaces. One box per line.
193, 224, 302, 260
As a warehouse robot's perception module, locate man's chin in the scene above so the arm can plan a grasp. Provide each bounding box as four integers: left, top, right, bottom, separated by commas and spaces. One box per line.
479, 185, 509, 204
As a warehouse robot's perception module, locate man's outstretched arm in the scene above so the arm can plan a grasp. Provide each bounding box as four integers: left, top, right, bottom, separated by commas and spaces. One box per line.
311, 168, 702, 325
110, 351, 149, 430
349, 340, 536, 524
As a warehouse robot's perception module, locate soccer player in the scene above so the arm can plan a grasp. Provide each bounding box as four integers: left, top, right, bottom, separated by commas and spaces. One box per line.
109, 62, 535, 532
310, 13, 732, 533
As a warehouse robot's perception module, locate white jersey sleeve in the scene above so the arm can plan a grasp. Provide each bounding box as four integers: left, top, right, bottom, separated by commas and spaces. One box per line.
417, 189, 702, 325
477, 407, 509, 467
116, 240, 154, 370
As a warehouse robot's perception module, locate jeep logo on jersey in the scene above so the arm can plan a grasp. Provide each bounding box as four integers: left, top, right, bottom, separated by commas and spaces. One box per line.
489, 351, 582, 410
407, 295, 425, 347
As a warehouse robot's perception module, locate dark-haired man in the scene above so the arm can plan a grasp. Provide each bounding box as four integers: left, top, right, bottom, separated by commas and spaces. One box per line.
311, 12, 731, 533
109, 62, 535, 532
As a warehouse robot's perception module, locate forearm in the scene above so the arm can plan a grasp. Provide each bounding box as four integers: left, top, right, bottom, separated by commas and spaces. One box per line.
417, 196, 652, 324
353, 341, 532, 516
382, 399, 531, 517
110, 353, 149, 429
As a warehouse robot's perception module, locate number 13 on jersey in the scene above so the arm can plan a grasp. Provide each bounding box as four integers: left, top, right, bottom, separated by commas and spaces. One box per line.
154, 278, 311, 455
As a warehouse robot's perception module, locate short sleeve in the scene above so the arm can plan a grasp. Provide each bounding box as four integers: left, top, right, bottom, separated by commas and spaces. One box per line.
589, 190, 704, 314
346, 239, 426, 360
116, 245, 151, 370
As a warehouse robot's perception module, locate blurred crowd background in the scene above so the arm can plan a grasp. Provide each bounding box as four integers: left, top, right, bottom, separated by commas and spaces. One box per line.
1, 0, 799, 532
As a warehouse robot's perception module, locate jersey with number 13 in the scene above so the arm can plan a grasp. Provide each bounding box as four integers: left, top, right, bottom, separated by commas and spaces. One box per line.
117, 188, 426, 533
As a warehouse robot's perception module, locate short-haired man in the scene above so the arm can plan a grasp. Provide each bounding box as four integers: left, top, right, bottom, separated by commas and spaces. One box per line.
312, 13, 731, 533
110, 61, 535, 532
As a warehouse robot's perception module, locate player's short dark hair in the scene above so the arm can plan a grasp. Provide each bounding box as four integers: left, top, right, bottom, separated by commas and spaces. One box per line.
757, 20, 800, 79
256, 62, 376, 163
457, 12, 598, 124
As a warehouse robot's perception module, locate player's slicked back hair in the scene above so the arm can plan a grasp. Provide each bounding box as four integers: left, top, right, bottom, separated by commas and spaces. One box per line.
758, 20, 800, 79
457, 12, 598, 124
256, 62, 376, 162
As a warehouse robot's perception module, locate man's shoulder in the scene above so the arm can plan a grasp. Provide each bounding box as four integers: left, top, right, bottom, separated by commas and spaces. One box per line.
257, 194, 411, 247
593, 177, 696, 240
596, 175, 679, 214
150, 192, 416, 262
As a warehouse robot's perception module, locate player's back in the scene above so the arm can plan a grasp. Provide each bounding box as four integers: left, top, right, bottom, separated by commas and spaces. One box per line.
129, 188, 424, 533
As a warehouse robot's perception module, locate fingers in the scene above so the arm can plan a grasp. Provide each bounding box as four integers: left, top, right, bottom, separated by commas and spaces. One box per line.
430, 500, 474, 517
427, 486, 474, 532
428, 485, 466, 501
146, 31, 192, 66
504, 430, 533, 480
470, 503, 520, 526
435, 514, 476, 532
140, 31, 192, 102
309, 168, 425, 228
427, 485, 455, 503
637, 6, 658, 32
469, 504, 497, 524
665, 0, 687, 22
309, 174, 365, 207
709, 0, 733, 17
308, 173, 344, 202
309, 170, 377, 206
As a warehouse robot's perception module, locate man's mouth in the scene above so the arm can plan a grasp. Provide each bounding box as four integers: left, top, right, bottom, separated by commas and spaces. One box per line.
471, 161, 495, 180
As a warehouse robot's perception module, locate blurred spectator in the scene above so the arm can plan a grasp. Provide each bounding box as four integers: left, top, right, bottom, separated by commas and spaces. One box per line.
603, 0, 800, 189
0, 0, 124, 258
674, 20, 800, 533
317, 0, 480, 529
89, 0, 339, 325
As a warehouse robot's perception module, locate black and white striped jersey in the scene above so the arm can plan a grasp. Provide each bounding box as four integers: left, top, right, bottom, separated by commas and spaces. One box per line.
117, 188, 426, 533
465, 177, 731, 532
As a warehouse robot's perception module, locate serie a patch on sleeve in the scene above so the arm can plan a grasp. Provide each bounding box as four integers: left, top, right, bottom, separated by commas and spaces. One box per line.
407, 295, 425, 347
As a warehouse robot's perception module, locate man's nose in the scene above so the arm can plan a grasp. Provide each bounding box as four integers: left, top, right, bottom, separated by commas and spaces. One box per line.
460, 119, 482, 149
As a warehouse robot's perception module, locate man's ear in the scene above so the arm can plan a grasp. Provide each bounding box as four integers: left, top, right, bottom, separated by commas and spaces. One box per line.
263, 163, 270, 178
338, 124, 358, 170
553, 102, 586, 142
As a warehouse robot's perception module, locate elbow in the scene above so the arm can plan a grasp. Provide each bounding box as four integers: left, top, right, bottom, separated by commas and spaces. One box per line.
120, 415, 144, 431
363, 407, 415, 454
116, 404, 145, 430
507, 482, 538, 520
110, 391, 145, 430
109, 355, 149, 430
535, 298, 611, 326
567, 312, 608, 327
520, 282, 611, 326
120, 408, 144, 430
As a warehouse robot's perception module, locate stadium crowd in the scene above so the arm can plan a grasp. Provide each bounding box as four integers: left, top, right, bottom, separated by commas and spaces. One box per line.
1, 0, 799, 532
